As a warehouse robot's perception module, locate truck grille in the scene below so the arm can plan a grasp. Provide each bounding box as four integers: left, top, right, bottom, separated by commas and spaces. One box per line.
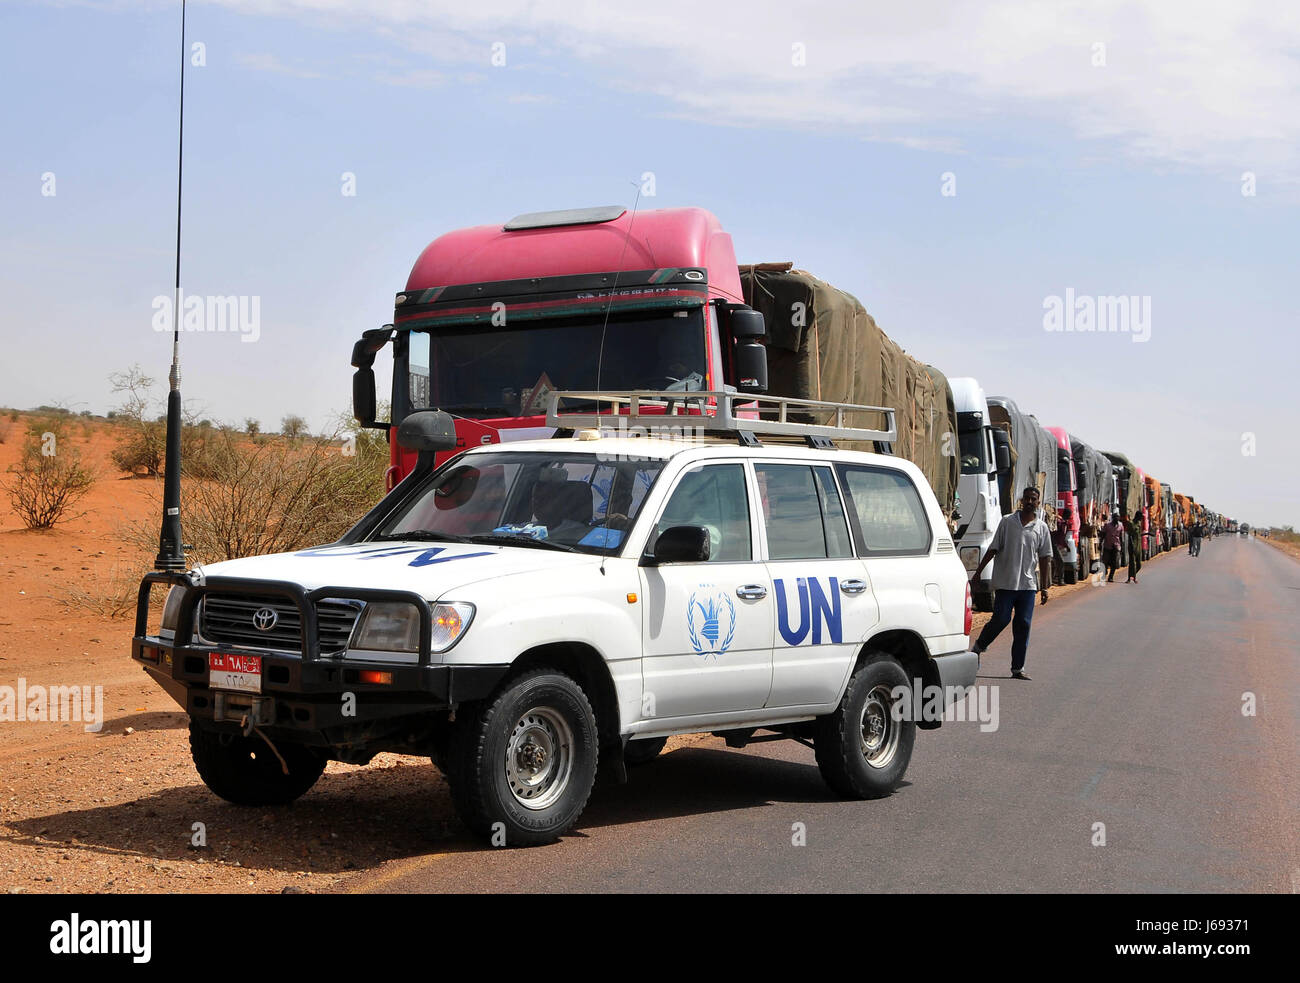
200, 595, 363, 654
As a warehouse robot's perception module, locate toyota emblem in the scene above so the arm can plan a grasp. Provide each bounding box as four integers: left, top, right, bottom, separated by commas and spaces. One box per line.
252, 607, 279, 631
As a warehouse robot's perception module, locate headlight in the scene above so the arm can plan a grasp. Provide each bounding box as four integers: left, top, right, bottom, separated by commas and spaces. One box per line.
161, 586, 188, 634
351, 601, 474, 654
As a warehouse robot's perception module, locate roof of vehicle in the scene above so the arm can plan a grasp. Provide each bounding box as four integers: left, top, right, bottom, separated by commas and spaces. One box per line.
405, 207, 737, 293
457, 434, 919, 472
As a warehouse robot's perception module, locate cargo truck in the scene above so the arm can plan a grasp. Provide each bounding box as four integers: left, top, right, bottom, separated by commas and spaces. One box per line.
950, 377, 1007, 609
1069, 434, 1114, 581
353, 207, 961, 515
1045, 427, 1080, 584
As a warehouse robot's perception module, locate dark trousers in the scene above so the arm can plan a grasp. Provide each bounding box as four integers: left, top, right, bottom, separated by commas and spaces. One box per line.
973, 589, 1036, 672
1128, 545, 1142, 578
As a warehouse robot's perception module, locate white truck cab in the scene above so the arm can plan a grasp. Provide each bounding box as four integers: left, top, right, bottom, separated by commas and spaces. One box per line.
132, 391, 975, 845
950, 378, 1005, 611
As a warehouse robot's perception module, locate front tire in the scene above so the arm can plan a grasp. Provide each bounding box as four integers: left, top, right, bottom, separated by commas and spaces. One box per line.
189, 720, 326, 806
815, 655, 916, 799
446, 668, 598, 846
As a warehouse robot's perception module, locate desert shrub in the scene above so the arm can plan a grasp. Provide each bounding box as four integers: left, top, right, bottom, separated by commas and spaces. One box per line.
0, 417, 12, 444
5, 421, 96, 529
244, 418, 261, 437
126, 424, 386, 563
281, 415, 308, 439
59, 560, 156, 619
109, 366, 166, 476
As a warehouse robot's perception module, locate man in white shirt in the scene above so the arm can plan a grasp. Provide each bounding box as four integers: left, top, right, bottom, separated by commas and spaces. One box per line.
969, 486, 1053, 680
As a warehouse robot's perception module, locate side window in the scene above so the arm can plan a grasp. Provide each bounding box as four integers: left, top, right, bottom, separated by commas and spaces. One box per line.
650, 463, 751, 562
754, 463, 853, 560
837, 465, 933, 555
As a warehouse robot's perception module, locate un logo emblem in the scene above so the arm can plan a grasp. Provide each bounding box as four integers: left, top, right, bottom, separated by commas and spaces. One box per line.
687, 587, 737, 657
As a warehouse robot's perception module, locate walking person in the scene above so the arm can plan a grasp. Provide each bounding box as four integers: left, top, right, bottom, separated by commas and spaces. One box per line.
968, 486, 1052, 680
1101, 512, 1124, 583
1124, 512, 1142, 582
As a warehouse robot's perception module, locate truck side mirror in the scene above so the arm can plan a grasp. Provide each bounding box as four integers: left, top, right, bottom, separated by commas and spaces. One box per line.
353, 368, 377, 427
352, 325, 394, 430
993, 433, 1011, 471
730, 308, 768, 394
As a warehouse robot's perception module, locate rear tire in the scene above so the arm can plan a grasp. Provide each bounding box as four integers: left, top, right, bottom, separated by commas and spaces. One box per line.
815, 654, 915, 799
189, 720, 326, 806
624, 736, 668, 766
445, 668, 598, 847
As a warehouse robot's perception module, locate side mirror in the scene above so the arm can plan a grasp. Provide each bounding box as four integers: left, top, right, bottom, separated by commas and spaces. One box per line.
993, 433, 1011, 471
730, 309, 768, 394
352, 326, 394, 430
396, 410, 458, 453
353, 368, 376, 427
648, 525, 711, 564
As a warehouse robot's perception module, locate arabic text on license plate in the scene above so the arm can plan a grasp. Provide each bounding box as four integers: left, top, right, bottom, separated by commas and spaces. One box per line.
209, 652, 262, 694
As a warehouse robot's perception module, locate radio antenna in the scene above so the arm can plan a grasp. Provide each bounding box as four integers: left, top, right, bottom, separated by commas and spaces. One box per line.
594, 184, 642, 393
154, 0, 187, 572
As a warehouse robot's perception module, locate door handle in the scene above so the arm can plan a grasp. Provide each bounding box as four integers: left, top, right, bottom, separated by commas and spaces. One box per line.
840, 578, 868, 595
736, 584, 767, 600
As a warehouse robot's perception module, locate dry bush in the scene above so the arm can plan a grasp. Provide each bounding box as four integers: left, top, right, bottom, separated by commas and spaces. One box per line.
58, 560, 157, 619
127, 421, 388, 563
0, 417, 12, 444
5, 421, 96, 529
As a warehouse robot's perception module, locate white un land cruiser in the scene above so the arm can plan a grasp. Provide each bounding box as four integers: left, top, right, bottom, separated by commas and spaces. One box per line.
131, 391, 976, 845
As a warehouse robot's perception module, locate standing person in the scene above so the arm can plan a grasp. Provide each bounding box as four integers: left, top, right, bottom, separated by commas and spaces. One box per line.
1125, 512, 1142, 582
1193, 520, 1204, 556
1102, 513, 1124, 583
1188, 520, 1197, 556
969, 486, 1052, 681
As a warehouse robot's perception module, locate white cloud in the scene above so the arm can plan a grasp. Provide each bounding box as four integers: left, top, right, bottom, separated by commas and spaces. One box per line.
207, 1, 1300, 175
235, 51, 325, 79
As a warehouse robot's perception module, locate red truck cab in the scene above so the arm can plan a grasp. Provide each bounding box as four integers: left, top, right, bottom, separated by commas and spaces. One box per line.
351, 206, 763, 487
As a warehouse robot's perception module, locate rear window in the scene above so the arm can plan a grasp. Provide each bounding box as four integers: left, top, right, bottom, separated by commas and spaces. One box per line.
755, 463, 853, 560
836, 465, 933, 555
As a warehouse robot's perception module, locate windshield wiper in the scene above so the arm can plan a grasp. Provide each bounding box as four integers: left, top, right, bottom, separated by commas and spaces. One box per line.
370, 531, 475, 543
466, 534, 578, 553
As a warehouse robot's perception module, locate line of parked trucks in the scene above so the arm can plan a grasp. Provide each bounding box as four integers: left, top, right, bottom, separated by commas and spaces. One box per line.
351, 205, 1232, 609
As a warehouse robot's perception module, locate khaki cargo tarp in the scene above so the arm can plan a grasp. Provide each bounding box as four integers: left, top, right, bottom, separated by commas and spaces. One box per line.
740, 264, 959, 514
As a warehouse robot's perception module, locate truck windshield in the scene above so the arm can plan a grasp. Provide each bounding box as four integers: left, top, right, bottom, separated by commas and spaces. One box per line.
374, 452, 666, 556
408, 308, 707, 418
958, 427, 985, 474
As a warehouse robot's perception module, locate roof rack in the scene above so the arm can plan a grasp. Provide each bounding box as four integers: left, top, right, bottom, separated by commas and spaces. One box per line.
545, 390, 897, 447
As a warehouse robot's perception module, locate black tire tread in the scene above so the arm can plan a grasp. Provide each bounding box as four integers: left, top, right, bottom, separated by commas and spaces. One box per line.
189, 720, 326, 806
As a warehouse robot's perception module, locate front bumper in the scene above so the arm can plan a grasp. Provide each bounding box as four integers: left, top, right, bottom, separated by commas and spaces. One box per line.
132, 572, 508, 744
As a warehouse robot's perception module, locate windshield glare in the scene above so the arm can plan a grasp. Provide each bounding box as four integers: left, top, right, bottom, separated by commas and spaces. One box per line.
377, 452, 665, 555
408, 308, 707, 418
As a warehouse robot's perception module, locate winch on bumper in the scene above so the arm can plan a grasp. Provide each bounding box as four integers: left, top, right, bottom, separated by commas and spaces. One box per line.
131, 571, 508, 747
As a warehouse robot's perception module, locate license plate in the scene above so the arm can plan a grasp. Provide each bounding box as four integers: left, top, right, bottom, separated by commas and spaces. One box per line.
209, 652, 262, 694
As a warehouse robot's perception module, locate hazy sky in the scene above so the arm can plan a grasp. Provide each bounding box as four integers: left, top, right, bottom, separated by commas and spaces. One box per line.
2, 1, 1297, 526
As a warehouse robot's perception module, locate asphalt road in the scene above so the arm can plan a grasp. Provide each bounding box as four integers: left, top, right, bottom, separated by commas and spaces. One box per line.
344, 536, 1299, 893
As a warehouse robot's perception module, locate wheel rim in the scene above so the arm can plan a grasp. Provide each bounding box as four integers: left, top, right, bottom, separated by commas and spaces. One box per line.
859, 684, 901, 769
504, 706, 574, 811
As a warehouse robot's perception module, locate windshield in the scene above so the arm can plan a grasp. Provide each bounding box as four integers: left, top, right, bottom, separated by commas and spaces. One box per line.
375, 452, 666, 555
408, 308, 707, 418
958, 427, 985, 475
